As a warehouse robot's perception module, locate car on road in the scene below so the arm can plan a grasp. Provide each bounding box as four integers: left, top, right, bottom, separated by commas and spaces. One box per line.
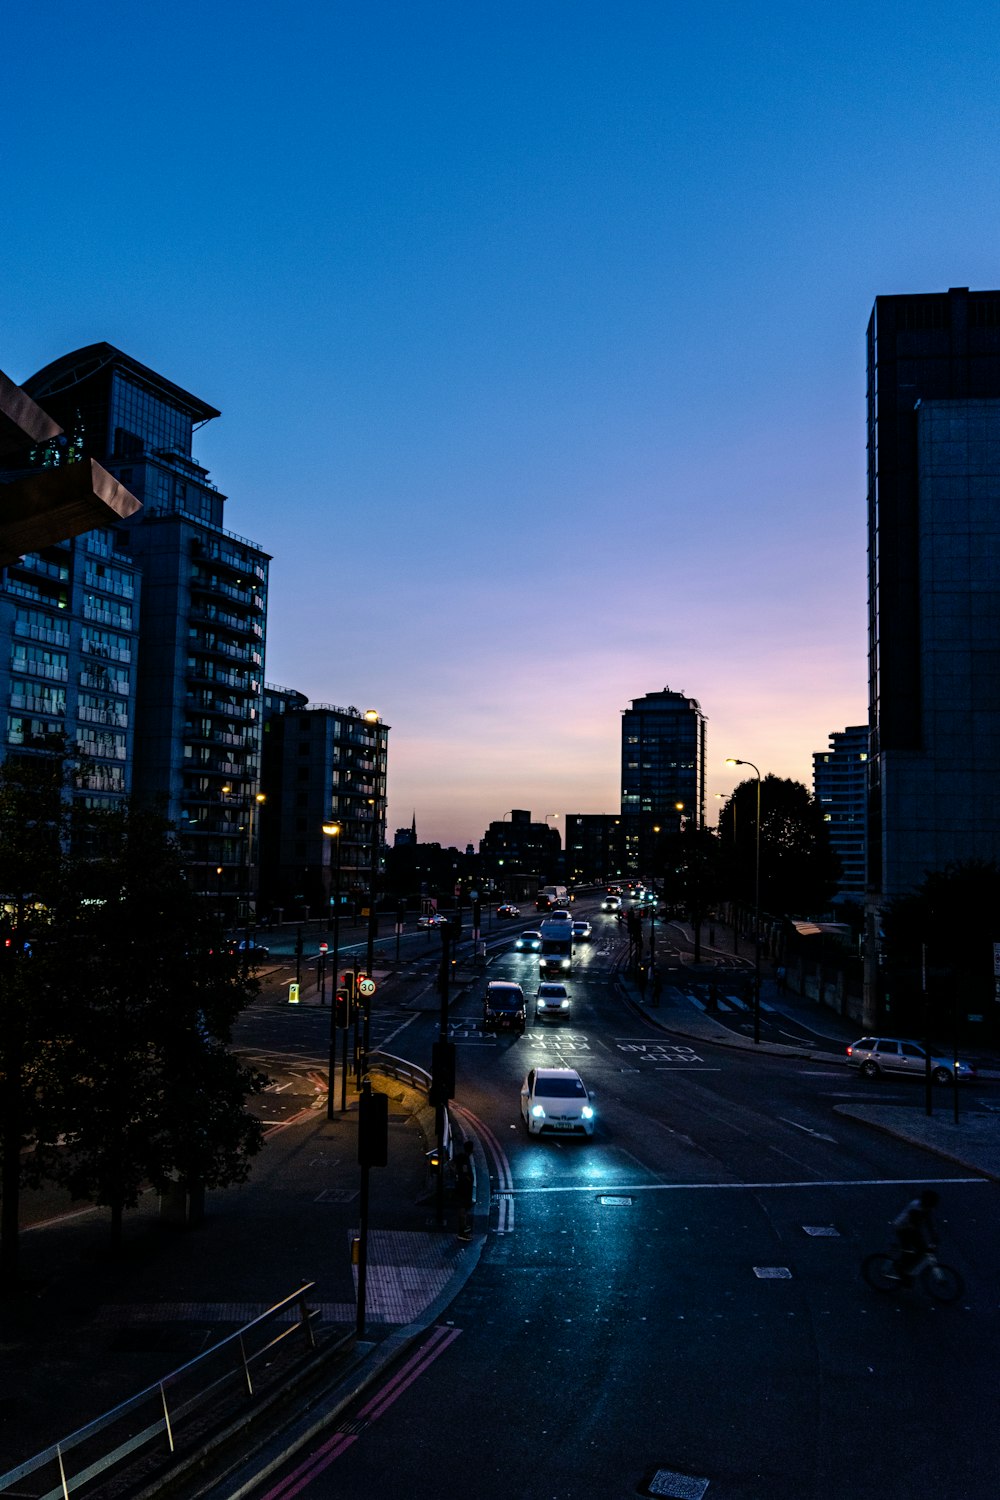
846, 1036, 977, 1084
417, 912, 446, 928
496, 904, 521, 919
535, 981, 571, 1021
227, 938, 270, 960
514, 928, 543, 952
546, 909, 573, 922
601, 895, 622, 913
571, 919, 592, 941
483, 980, 526, 1035
520, 1066, 595, 1136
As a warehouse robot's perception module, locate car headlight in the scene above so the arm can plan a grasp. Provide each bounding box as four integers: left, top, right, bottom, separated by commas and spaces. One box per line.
581, 1105, 594, 1119
537, 998, 547, 1008
559, 999, 570, 1009
531, 1104, 545, 1118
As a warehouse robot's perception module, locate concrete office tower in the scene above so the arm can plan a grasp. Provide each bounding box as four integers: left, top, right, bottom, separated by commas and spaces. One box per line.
620, 688, 706, 876
813, 726, 867, 907
865, 288, 1000, 1017
16, 345, 270, 917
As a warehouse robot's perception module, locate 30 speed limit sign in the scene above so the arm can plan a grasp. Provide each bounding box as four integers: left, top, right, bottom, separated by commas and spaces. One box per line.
357, 976, 376, 997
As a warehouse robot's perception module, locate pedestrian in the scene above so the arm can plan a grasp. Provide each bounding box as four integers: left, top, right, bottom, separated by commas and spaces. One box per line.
453, 1139, 474, 1241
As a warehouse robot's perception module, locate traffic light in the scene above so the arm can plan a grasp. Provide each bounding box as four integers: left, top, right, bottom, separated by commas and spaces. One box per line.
358, 1081, 389, 1168
429, 1039, 456, 1106
340, 970, 357, 1021
335, 987, 350, 1028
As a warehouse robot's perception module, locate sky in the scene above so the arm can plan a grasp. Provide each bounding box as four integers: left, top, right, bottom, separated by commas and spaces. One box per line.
5, 2, 1000, 848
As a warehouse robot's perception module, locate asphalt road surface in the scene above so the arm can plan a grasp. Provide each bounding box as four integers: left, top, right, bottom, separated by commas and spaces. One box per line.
236, 901, 999, 1500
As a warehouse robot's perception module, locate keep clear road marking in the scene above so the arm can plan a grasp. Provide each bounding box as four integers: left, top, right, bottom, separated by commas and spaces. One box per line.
615, 1041, 716, 1068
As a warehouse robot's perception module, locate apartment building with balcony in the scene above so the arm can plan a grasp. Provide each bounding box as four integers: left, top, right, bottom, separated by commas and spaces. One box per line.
5, 344, 270, 913
0, 525, 141, 803
260, 690, 389, 923
813, 725, 867, 907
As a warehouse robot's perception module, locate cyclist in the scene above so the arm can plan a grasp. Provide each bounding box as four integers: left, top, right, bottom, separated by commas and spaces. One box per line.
892, 1189, 940, 1282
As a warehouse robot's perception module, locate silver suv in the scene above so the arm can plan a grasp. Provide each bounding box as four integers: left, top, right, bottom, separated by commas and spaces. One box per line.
846, 1036, 976, 1084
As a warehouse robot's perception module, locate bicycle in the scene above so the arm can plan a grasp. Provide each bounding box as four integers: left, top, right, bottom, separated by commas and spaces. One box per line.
861, 1246, 964, 1302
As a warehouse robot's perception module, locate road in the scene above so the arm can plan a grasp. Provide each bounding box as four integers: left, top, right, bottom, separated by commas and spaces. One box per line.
235, 898, 1000, 1499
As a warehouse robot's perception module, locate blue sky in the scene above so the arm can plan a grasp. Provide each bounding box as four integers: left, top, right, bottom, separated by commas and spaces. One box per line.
5, 2, 1000, 846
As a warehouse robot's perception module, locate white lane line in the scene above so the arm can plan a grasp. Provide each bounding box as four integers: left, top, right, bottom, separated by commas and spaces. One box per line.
504, 1175, 989, 1196
377, 1013, 419, 1050
777, 1116, 838, 1143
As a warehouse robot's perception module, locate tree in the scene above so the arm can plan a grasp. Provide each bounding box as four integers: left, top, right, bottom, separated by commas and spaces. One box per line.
654, 827, 726, 962
718, 774, 840, 919
0, 744, 68, 1288
31, 801, 267, 1250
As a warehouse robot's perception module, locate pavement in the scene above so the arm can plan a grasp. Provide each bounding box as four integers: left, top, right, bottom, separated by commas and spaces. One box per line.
3, 926, 1000, 1496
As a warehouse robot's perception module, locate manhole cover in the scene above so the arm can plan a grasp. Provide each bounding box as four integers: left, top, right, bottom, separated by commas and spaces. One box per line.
646, 1469, 709, 1498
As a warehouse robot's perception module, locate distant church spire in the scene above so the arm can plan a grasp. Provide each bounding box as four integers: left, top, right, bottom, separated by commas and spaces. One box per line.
411, 810, 417, 842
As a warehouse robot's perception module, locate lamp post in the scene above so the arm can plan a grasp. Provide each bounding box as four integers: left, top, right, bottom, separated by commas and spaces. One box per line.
726, 758, 762, 1044
361, 711, 381, 1081
243, 792, 266, 959
323, 821, 344, 1117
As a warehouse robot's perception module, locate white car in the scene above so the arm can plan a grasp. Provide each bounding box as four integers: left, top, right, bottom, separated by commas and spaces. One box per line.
520, 1067, 595, 1136
535, 981, 571, 1022
601, 895, 622, 913
571, 919, 592, 941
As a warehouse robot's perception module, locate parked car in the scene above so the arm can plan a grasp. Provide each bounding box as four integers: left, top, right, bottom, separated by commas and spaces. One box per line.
496, 904, 521, 919
520, 1067, 595, 1136
535, 981, 571, 1022
417, 913, 446, 929
571, 919, 592, 941
483, 980, 526, 1035
514, 929, 543, 952
846, 1036, 977, 1084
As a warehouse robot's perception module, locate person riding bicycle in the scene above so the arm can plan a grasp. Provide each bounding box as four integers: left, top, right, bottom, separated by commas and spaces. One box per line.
892, 1189, 939, 1282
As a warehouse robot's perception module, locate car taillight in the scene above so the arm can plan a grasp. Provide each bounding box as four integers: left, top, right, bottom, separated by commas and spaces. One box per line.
846, 1046, 853, 1057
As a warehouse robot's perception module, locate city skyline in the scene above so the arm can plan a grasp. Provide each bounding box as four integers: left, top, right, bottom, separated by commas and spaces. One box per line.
6, 3, 998, 847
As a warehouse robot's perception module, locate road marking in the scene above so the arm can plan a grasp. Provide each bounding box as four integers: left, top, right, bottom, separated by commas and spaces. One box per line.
777, 1116, 838, 1143
754, 1266, 792, 1279
503, 1175, 988, 1196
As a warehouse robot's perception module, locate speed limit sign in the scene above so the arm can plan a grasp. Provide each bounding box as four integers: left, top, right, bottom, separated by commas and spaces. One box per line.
357, 976, 376, 997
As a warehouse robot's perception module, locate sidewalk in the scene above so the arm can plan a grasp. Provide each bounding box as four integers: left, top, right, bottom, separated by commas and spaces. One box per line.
0, 1064, 488, 1487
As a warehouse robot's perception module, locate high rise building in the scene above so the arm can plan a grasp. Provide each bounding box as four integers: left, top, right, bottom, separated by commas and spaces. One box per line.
259, 692, 389, 924
865, 287, 1000, 1016
2, 344, 270, 916
813, 726, 867, 907
563, 812, 625, 887
620, 688, 706, 875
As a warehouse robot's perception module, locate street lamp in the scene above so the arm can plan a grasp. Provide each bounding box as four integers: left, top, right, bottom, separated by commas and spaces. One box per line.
725, 758, 761, 1044
244, 792, 266, 956
323, 821, 344, 1117
361, 710, 382, 1081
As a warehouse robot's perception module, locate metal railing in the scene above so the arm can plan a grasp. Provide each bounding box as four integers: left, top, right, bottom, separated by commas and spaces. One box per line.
0, 1284, 320, 1500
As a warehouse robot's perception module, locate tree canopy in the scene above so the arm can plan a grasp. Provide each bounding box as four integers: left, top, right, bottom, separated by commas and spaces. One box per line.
1, 753, 267, 1272
717, 774, 841, 917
